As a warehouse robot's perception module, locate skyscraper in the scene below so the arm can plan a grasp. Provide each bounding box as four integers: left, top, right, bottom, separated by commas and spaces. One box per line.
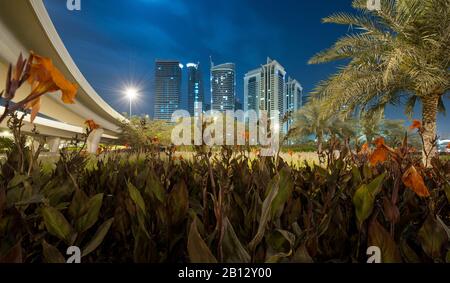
210, 61, 235, 112
187, 63, 203, 116
244, 68, 261, 115
260, 57, 286, 120
154, 60, 182, 121
285, 77, 303, 132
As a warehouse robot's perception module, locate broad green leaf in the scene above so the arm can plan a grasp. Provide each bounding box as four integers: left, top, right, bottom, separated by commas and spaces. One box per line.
270, 167, 293, 219
222, 217, 250, 263
436, 215, 450, 239
187, 217, 217, 263
368, 219, 402, 263
6, 187, 23, 206
0, 241, 22, 263
82, 218, 114, 257
167, 180, 189, 225
42, 181, 75, 207
353, 174, 385, 227
7, 174, 27, 189
353, 185, 374, 227
265, 229, 295, 263
249, 171, 282, 251
145, 172, 165, 203
42, 240, 65, 263
128, 182, 146, 212
68, 189, 89, 219
366, 173, 385, 196
400, 239, 420, 263
42, 207, 74, 244
75, 193, 104, 233
136, 208, 151, 239
291, 244, 314, 263
418, 215, 448, 259
352, 166, 362, 186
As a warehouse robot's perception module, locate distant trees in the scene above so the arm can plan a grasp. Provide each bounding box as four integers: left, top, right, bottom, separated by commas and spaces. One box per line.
118, 115, 173, 150
292, 100, 422, 151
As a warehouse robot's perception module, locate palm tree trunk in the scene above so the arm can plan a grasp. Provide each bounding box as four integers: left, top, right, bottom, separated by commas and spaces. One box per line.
317, 133, 323, 154
421, 94, 440, 167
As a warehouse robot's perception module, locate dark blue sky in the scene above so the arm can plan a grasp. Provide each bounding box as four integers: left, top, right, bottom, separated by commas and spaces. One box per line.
44, 0, 449, 137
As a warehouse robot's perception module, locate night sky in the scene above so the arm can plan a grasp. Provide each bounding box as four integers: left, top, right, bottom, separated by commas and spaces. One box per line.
43, 0, 449, 137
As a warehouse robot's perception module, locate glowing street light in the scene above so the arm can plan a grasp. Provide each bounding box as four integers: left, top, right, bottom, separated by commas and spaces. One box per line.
125, 88, 138, 117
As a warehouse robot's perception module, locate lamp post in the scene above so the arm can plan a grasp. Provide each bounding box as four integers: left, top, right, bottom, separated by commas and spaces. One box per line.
125, 88, 137, 118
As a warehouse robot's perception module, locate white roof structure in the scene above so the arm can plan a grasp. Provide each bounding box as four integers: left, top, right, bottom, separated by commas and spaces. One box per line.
0, 0, 126, 140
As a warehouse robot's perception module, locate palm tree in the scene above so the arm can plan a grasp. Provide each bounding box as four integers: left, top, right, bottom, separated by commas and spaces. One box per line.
359, 110, 422, 148
309, 0, 450, 165
292, 100, 356, 154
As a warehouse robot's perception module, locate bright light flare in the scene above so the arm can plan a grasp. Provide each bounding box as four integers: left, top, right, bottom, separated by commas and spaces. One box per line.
126, 88, 138, 100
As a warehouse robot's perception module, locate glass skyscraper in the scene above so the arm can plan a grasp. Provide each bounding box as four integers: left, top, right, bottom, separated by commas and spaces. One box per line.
244, 68, 261, 116
210, 62, 235, 112
244, 58, 304, 134
154, 60, 182, 121
187, 63, 203, 117
285, 77, 303, 132
260, 58, 286, 121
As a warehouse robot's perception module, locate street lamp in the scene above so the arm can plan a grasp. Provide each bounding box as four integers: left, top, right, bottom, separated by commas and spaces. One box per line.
125, 88, 137, 117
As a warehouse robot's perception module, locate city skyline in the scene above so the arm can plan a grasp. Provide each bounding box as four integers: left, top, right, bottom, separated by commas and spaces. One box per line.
43, 0, 450, 137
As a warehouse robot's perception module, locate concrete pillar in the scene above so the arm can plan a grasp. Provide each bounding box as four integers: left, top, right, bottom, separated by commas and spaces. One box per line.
86, 129, 104, 154
47, 137, 61, 153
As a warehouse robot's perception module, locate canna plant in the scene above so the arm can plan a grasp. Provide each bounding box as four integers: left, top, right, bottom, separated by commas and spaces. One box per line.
0, 53, 449, 264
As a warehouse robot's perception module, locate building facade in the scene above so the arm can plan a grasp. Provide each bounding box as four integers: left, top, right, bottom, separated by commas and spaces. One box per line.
260, 58, 286, 121
187, 63, 204, 117
154, 60, 182, 121
285, 77, 303, 132
210, 62, 235, 112
244, 68, 261, 115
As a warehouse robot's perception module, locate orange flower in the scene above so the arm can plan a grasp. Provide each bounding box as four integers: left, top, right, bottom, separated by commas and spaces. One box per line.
369, 138, 388, 166
359, 142, 369, 155
373, 137, 385, 147
447, 143, 450, 149
369, 147, 388, 166
288, 150, 294, 157
409, 120, 422, 130
26, 53, 78, 122
401, 166, 430, 197
85, 119, 100, 130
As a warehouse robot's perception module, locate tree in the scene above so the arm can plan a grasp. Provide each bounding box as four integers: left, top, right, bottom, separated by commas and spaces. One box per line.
292, 100, 356, 154
358, 111, 422, 148
117, 115, 173, 150
309, 0, 450, 165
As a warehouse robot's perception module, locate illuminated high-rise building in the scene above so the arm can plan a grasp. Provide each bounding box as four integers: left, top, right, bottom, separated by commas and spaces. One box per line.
187, 63, 203, 116
244, 68, 261, 115
285, 77, 303, 132
210, 61, 235, 112
154, 60, 182, 121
